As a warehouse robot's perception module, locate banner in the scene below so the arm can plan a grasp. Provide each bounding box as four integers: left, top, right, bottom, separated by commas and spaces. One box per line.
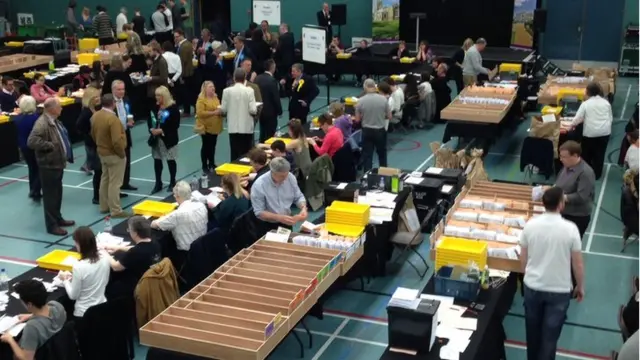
510, 0, 536, 49
372, 0, 400, 41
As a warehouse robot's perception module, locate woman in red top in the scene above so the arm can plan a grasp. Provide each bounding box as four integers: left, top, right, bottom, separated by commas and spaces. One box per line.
30, 73, 59, 103
307, 112, 344, 157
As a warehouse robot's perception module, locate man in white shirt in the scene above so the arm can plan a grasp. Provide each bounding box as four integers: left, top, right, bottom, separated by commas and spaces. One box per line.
152, 181, 208, 267
221, 68, 258, 160
625, 130, 639, 173
519, 186, 585, 360
570, 82, 613, 179
115, 7, 128, 36
386, 77, 404, 125
161, 41, 182, 86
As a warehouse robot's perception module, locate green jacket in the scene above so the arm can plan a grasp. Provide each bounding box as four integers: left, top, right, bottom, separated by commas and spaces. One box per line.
304, 154, 334, 210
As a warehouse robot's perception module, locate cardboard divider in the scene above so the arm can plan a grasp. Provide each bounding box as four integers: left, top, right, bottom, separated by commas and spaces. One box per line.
243, 253, 325, 272
159, 314, 266, 341
249, 249, 329, 267
165, 307, 269, 331
206, 286, 293, 308
231, 260, 319, 279
213, 280, 297, 300
254, 240, 341, 258
198, 294, 289, 315
251, 243, 336, 262
145, 322, 262, 350
217, 273, 304, 293
224, 267, 311, 286
186, 300, 275, 323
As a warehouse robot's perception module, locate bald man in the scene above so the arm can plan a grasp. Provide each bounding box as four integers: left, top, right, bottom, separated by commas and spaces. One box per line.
27, 98, 76, 235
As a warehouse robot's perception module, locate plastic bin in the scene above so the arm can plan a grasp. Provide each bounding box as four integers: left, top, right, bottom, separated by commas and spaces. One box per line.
435, 236, 488, 271
336, 53, 352, 59
214, 163, 253, 176
36, 250, 81, 272
264, 137, 293, 145
78, 38, 99, 51
434, 265, 480, 301
77, 53, 101, 66
132, 200, 177, 217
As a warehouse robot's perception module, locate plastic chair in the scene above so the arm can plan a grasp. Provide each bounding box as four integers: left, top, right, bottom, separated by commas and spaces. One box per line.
520, 137, 555, 181
389, 201, 433, 278
80, 297, 135, 360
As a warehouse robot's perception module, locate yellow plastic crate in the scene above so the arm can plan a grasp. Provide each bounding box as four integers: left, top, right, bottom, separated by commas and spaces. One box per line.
336, 53, 352, 59
77, 53, 101, 66
556, 88, 585, 104
117, 33, 128, 40
0, 115, 10, 124
326, 201, 370, 227
264, 137, 293, 145
435, 236, 488, 271
344, 97, 358, 106
312, 117, 319, 126
499, 63, 522, 74
214, 163, 253, 176
399, 57, 415, 63
36, 250, 81, 272
5, 41, 24, 47
390, 74, 404, 82
23, 71, 48, 79
325, 223, 365, 238
223, 53, 236, 60
58, 97, 75, 106
78, 38, 99, 51
132, 200, 177, 217
541, 105, 563, 115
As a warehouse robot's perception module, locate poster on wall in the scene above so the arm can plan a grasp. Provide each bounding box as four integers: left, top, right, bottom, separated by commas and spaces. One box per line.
510, 0, 535, 49
253, 1, 281, 26
372, 0, 400, 42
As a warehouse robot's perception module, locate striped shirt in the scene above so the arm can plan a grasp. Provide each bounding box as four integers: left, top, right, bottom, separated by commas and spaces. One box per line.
93, 12, 114, 39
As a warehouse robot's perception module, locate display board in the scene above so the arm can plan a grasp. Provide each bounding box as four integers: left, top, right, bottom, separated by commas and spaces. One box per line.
372, 0, 400, 41
510, 0, 535, 49
253, 1, 281, 26
302, 26, 327, 65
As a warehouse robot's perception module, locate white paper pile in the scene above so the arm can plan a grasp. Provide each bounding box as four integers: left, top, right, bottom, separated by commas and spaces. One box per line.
504, 216, 527, 228
459, 97, 509, 105
478, 213, 504, 224
445, 226, 472, 238
496, 233, 520, 244
0, 291, 8, 312
96, 232, 128, 248
389, 287, 420, 310
532, 185, 544, 201
452, 211, 478, 222
460, 199, 483, 209
471, 229, 497, 241
356, 191, 397, 209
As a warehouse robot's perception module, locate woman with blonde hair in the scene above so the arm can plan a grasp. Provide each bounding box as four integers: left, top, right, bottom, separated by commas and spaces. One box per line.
195, 81, 223, 173
450, 38, 473, 94
15, 96, 42, 200
213, 173, 250, 232
149, 86, 181, 193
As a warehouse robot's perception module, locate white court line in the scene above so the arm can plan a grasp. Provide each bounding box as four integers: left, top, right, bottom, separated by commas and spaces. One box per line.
130, 133, 200, 165
0, 258, 36, 268
325, 312, 388, 326
11, 164, 158, 184
0, 176, 165, 200
587, 232, 623, 239
618, 86, 632, 120
311, 318, 349, 360
585, 164, 611, 252
583, 250, 638, 260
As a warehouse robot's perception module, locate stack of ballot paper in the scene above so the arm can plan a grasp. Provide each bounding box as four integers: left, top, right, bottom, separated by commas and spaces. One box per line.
96, 232, 129, 248
0, 316, 25, 336
389, 287, 421, 310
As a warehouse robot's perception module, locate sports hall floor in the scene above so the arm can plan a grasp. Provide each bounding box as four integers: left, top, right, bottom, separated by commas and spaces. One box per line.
0, 76, 637, 359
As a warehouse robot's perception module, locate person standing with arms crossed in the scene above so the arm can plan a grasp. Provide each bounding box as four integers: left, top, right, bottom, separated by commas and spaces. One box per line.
27, 98, 76, 236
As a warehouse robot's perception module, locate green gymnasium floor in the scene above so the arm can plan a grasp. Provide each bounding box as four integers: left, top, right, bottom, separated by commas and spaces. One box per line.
0, 77, 636, 359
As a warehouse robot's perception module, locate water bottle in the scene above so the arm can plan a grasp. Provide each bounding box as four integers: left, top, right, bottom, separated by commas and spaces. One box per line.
191, 174, 199, 191
0, 269, 9, 293
200, 174, 209, 188
378, 176, 385, 191
104, 216, 112, 233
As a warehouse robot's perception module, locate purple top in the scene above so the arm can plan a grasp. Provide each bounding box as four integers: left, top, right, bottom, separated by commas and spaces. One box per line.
333, 115, 352, 141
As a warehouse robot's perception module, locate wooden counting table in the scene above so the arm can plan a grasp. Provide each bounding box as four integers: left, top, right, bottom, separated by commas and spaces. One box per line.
441, 86, 517, 124
430, 181, 542, 272
140, 240, 344, 359
0, 54, 53, 74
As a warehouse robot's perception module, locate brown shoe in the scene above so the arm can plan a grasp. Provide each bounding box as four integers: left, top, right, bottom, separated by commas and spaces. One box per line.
48, 228, 68, 236
111, 211, 132, 218
58, 220, 75, 227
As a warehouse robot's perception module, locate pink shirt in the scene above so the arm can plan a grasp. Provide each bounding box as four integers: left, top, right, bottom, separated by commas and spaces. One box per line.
30, 84, 56, 103
313, 126, 343, 157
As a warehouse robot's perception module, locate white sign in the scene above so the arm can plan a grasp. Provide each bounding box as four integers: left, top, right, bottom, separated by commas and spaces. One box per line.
253, 1, 281, 26
17, 13, 34, 26
302, 26, 326, 65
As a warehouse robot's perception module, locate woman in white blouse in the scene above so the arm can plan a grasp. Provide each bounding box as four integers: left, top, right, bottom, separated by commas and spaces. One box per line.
59, 227, 111, 319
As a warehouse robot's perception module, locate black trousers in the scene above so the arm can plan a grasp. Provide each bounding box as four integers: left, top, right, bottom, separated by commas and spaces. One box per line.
259, 115, 278, 143
562, 213, 591, 288
155, 31, 172, 46
21, 148, 41, 197
40, 168, 64, 231
182, 76, 196, 114
361, 127, 387, 172
581, 135, 610, 179
200, 133, 218, 171
229, 133, 254, 161
123, 145, 132, 186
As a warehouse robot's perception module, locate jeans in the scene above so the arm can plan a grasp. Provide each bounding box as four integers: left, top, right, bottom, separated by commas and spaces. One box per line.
361, 127, 387, 172
523, 285, 571, 360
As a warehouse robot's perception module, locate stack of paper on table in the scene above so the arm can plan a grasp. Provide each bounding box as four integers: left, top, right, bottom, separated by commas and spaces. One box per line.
96, 232, 129, 248
389, 287, 421, 310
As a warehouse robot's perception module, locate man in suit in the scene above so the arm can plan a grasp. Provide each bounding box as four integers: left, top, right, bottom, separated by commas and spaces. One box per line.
111, 80, 137, 191
275, 23, 295, 77
27, 98, 76, 236
240, 58, 262, 103
285, 63, 319, 124
316, 3, 332, 45
221, 68, 258, 160
196, 29, 226, 98
255, 59, 283, 143
147, 41, 169, 112
91, 94, 129, 218
233, 35, 254, 70
174, 28, 195, 115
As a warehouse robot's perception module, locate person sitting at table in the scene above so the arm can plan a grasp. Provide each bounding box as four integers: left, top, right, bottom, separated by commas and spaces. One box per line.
415, 40, 434, 63
625, 130, 639, 173
195, 81, 223, 173
378, 82, 397, 131
390, 40, 410, 59
0, 76, 18, 112
251, 157, 308, 232
270, 140, 295, 170
104, 216, 162, 299
244, 147, 270, 189
71, 66, 92, 91
569, 82, 613, 180
15, 96, 42, 201
327, 35, 343, 55
151, 181, 208, 261
382, 78, 404, 128
213, 173, 250, 233
329, 102, 352, 142
60, 227, 110, 319
353, 39, 372, 87
307, 112, 344, 157
0, 280, 67, 359
431, 63, 452, 123
29, 73, 60, 104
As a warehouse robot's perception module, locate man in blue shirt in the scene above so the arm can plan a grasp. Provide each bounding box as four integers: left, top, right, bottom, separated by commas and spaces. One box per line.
250, 157, 307, 233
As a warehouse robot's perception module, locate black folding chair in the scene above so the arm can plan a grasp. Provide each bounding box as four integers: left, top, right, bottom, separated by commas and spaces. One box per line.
520, 137, 555, 181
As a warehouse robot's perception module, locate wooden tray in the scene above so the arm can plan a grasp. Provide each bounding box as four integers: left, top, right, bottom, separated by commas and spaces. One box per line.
0, 54, 53, 73
429, 181, 540, 272
140, 243, 342, 359
441, 90, 516, 124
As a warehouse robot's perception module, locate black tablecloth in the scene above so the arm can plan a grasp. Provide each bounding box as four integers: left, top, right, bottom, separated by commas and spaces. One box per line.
380, 273, 518, 360
304, 57, 429, 77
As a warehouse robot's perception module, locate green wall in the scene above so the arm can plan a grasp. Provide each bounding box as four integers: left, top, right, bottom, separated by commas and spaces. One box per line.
12, 0, 146, 26
623, 0, 639, 27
